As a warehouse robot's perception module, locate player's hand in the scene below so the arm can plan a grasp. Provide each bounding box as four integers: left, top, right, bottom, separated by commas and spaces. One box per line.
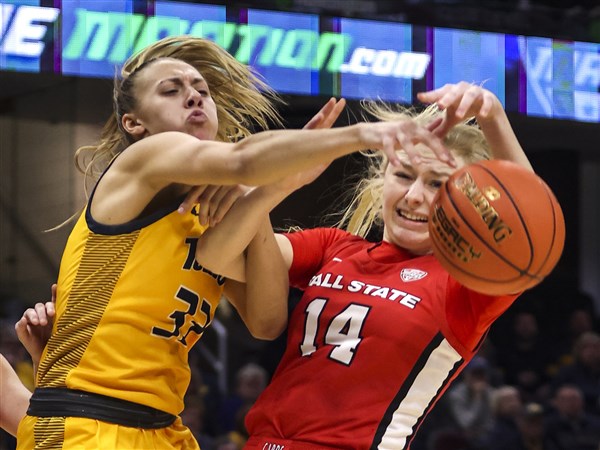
178, 184, 250, 226
15, 284, 56, 363
303, 97, 346, 130
273, 98, 346, 192
417, 82, 500, 137
358, 119, 453, 167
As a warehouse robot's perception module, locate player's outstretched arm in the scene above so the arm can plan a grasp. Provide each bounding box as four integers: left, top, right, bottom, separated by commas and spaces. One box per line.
193, 98, 345, 280
195, 100, 347, 338
177, 97, 347, 216
0, 354, 31, 436
418, 82, 533, 171
222, 217, 289, 340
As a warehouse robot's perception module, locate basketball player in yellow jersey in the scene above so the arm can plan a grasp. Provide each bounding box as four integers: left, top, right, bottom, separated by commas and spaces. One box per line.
16, 37, 449, 450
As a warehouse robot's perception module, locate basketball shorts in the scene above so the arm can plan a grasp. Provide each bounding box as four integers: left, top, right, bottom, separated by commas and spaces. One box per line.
17, 415, 199, 450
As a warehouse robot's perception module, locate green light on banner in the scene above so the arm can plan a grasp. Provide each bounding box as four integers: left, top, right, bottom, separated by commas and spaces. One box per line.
275, 29, 316, 69
134, 15, 189, 54
188, 21, 237, 50
2, 1, 594, 121
63, 9, 145, 63
59, 7, 352, 73
256, 27, 284, 66
235, 24, 271, 64
313, 32, 349, 71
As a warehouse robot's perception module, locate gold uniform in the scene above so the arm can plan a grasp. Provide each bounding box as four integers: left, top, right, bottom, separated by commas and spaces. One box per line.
17, 198, 225, 449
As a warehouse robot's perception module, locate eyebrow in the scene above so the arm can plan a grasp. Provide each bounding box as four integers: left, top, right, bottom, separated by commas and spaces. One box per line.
429, 168, 454, 177
398, 160, 453, 177
158, 77, 207, 87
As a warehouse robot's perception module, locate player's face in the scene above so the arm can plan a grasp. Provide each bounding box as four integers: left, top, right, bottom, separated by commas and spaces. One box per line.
131, 59, 218, 141
382, 146, 466, 255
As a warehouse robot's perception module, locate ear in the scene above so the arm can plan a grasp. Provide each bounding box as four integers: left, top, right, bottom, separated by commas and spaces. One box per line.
122, 113, 147, 139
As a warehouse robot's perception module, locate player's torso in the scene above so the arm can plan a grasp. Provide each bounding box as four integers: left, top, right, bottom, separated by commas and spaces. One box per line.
247, 242, 466, 449
37, 204, 225, 415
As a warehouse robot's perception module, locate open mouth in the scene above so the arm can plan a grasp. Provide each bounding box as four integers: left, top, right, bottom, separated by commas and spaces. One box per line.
397, 209, 428, 223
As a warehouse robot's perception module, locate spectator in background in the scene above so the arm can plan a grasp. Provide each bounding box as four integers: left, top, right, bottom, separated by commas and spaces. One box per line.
552, 307, 598, 371
545, 385, 600, 450
227, 402, 252, 448
484, 385, 523, 450
551, 331, 600, 416
568, 309, 597, 342
0, 324, 34, 392
517, 402, 559, 450
212, 435, 240, 450
180, 391, 214, 450
496, 311, 554, 403
218, 363, 268, 435
444, 356, 495, 449
428, 429, 471, 450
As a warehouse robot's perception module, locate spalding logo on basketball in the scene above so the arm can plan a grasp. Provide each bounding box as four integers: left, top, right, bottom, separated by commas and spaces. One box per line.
429, 159, 565, 295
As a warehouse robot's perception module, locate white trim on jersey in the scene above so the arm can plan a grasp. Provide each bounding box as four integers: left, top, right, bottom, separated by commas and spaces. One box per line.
377, 338, 461, 450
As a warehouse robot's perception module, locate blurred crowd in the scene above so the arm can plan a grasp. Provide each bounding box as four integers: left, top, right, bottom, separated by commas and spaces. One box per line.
1, 287, 599, 450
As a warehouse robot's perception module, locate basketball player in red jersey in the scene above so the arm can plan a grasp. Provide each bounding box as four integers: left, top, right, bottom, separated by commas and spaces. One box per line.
189, 81, 535, 450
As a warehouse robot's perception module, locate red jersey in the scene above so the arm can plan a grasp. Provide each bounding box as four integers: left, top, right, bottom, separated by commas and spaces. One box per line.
245, 228, 519, 450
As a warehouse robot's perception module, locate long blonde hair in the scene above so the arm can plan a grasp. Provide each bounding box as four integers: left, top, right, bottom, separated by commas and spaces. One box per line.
75, 35, 284, 195
336, 102, 491, 238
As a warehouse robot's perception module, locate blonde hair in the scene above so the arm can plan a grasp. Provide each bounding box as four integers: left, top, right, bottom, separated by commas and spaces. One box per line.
75, 35, 283, 195
336, 102, 491, 238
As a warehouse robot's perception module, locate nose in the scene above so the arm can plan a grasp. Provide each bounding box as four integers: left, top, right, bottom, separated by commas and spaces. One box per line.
404, 179, 425, 207
186, 88, 202, 108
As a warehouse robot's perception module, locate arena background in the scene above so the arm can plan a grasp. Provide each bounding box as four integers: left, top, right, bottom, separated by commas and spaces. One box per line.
0, 1, 599, 448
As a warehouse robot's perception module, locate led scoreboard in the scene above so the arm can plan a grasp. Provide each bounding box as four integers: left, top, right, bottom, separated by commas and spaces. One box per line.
0, 0, 598, 122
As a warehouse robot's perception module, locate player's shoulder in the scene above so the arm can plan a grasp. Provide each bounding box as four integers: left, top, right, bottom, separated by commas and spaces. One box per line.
295, 227, 360, 246
285, 227, 363, 260
125, 131, 196, 156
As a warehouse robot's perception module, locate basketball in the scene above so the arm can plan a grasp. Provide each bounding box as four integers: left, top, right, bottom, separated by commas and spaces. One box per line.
429, 159, 565, 295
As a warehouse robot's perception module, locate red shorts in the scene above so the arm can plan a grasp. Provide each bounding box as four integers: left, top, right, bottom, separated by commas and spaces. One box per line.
245, 436, 343, 450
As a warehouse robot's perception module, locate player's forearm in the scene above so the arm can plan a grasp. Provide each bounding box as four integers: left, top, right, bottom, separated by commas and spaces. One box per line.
0, 355, 32, 436
195, 184, 290, 280
221, 221, 288, 340
231, 125, 365, 186
242, 219, 288, 340
478, 108, 533, 172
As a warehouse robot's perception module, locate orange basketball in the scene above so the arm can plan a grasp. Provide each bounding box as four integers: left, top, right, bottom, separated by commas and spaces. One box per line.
429, 159, 565, 295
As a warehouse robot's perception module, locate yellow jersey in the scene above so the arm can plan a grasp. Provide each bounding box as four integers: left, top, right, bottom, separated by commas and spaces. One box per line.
36, 200, 224, 416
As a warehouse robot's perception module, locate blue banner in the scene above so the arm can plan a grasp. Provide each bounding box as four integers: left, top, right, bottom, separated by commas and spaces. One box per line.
0, 0, 598, 122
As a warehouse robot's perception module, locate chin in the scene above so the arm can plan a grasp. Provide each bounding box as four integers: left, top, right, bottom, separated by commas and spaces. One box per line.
389, 231, 431, 255
185, 125, 216, 141
192, 132, 212, 141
